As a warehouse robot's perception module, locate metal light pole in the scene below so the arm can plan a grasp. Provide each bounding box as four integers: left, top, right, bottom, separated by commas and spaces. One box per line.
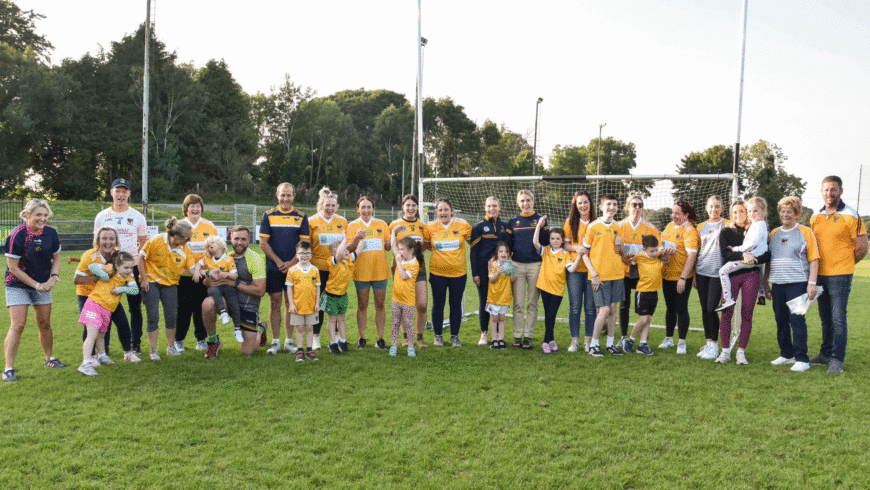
141, 0, 151, 215
733, 0, 749, 202
532, 97, 543, 176
414, 1, 425, 201
596, 123, 606, 203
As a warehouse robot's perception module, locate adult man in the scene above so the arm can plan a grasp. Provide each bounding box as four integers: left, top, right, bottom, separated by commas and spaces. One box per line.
259, 183, 310, 355
809, 176, 868, 373
202, 226, 266, 358
93, 178, 147, 354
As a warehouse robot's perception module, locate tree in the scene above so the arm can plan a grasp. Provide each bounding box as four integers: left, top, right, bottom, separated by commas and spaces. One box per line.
673, 144, 745, 200
0, 0, 53, 62
373, 103, 415, 196
422, 97, 480, 178
548, 144, 588, 176
254, 75, 315, 189
478, 121, 532, 177
740, 140, 805, 228
296, 98, 358, 192
584, 137, 652, 201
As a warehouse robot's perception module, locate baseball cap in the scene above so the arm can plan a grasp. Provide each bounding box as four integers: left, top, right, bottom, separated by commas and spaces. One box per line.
111, 178, 131, 189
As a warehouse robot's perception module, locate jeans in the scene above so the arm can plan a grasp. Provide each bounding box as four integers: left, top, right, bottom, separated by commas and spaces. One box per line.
771, 282, 809, 363
429, 273, 467, 336
78, 295, 133, 354
816, 274, 852, 362
566, 271, 596, 338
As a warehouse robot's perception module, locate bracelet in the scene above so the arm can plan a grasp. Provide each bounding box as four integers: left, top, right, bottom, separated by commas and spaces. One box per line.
51, 273, 59, 278
808, 281, 816, 285
679, 277, 687, 281
35, 283, 41, 289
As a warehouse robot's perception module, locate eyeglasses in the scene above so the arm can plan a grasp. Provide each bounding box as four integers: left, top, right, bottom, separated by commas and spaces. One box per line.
630, 202, 644, 208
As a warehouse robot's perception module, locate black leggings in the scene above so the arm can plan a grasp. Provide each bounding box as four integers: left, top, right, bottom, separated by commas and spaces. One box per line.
476, 277, 489, 333
313, 269, 330, 335
619, 276, 639, 337
176, 275, 208, 343
663, 277, 693, 340
539, 289, 563, 344
694, 275, 721, 341
78, 295, 132, 354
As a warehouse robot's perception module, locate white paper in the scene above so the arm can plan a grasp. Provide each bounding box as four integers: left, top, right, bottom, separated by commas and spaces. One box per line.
786, 286, 823, 316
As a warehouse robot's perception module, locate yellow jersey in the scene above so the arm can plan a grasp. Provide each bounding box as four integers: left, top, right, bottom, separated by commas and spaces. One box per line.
285, 264, 320, 315
75, 248, 110, 297
810, 202, 867, 276
428, 218, 472, 278
392, 258, 420, 306
89, 270, 136, 312
183, 217, 217, 263
389, 217, 430, 245
619, 218, 660, 276
563, 218, 591, 273
583, 219, 624, 282
536, 246, 573, 296
140, 234, 196, 286
487, 260, 513, 307
635, 252, 664, 292
661, 222, 700, 281
309, 213, 349, 270
198, 253, 236, 275
347, 217, 390, 282
325, 253, 356, 296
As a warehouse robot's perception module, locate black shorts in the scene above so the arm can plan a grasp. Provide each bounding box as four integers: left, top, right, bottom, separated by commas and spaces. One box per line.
634, 291, 658, 316
239, 308, 259, 332
266, 267, 286, 294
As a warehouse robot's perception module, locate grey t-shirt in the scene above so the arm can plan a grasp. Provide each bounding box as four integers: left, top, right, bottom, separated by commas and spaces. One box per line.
695, 220, 727, 277
231, 249, 265, 313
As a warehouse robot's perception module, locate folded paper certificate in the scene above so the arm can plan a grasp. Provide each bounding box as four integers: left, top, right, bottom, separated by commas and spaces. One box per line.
785, 286, 824, 315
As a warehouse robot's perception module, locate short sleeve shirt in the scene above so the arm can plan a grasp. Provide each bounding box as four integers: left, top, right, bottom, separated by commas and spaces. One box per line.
768, 225, 820, 284
536, 246, 573, 296
583, 219, 624, 282
285, 264, 320, 315
635, 253, 664, 292
182, 217, 218, 262
325, 253, 356, 296
620, 219, 661, 276
94, 207, 147, 256
309, 213, 349, 271
392, 258, 420, 306
89, 271, 135, 312
564, 219, 591, 273
695, 220, 730, 277
4, 223, 61, 289
231, 249, 265, 313
487, 261, 513, 307
428, 218, 472, 278
198, 254, 236, 274
259, 206, 310, 270
661, 222, 700, 281
810, 202, 867, 276
75, 247, 109, 297
346, 218, 389, 282
140, 234, 196, 286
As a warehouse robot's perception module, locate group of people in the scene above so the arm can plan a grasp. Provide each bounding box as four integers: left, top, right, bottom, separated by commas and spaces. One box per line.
2, 176, 866, 382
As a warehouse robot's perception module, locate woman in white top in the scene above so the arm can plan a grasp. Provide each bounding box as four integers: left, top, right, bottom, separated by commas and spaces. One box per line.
693, 195, 730, 360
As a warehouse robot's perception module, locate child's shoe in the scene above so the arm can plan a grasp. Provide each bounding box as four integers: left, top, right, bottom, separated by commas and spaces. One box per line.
549, 341, 559, 352
306, 349, 319, 361
408, 346, 417, 357
234, 329, 244, 343
220, 311, 231, 324
542, 342, 552, 354
78, 360, 98, 376
389, 345, 398, 357
97, 353, 114, 365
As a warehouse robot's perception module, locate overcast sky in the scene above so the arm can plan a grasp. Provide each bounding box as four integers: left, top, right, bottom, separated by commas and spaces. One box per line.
18, 0, 870, 211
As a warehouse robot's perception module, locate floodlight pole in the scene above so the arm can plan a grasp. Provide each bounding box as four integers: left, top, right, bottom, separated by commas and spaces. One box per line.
596, 122, 606, 203
141, 0, 151, 216
733, 0, 749, 202
415, 0, 425, 202
533, 97, 543, 176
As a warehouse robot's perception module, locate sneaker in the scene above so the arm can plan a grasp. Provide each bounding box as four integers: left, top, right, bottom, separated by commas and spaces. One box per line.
676, 343, 687, 355
521, 338, 532, 350
123, 352, 141, 363
174, 341, 185, 353
408, 346, 417, 357
490, 340, 499, 350
425, 321, 434, 330
791, 361, 810, 372
826, 359, 844, 374
150, 350, 161, 361
220, 312, 231, 324
78, 361, 98, 376
433, 335, 444, 347
513, 338, 522, 348
306, 350, 319, 361
568, 340, 580, 352
2, 368, 18, 382
623, 339, 635, 354
266, 341, 280, 355
736, 350, 749, 365
204, 341, 222, 359
637, 344, 654, 356
133, 346, 142, 356
166, 344, 181, 356
195, 340, 208, 351
715, 351, 731, 363
389, 345, 398, 357
43, 357, 66, 369
756, 296, 766, 306
584, 342, 591, 353
715, 298, 736, 312
606, 345, 624, 356
356, 338, 367, 349
499, 340, 508, 349
328, 342, 341, 354
658, 337, 675, 349
478, 332, 488, 346
615, 337, 626, 351
701, 344, 719, 360
542, 342, 552, 354
696, 344, 709, 358
770, 356, 796, 366
313, 336, 322, 350
809, 353, 831, 365
234, 330, 244, 343
339, 340, 349, 352
97, 354, 115, 365
295, 351, 305, 362
450, 336, 462, 348
588, 345, 603, 357
376, 338, 387, 350
257, 322, 268, 347
284, 339, 298, 354
549, 341, 559, 352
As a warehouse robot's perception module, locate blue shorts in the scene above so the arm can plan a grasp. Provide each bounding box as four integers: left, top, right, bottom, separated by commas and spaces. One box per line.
266, 268, 286, 294
238, 308, 259, 332
5, 287, 52, 307
634, 291, 658, 316
354, 279, 388, 292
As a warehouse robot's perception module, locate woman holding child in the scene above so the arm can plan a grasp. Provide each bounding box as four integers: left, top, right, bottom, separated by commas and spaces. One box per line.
388, 195, 431, 348
175, 194, 216, 352
309, 187, 348, 350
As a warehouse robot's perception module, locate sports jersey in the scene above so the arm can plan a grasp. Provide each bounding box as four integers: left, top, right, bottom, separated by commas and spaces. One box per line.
89, 270, 136, 312
392, 258, 420, 306
661, 221, 700, 281
182, 217, 217, 262
346, 217, 389, 282
507, 212, 548, 264
139, 233, 196, 286
810, 201, 866, 276
231, 249, 265, 314
635, 252, 664, 292
94, 206, 147, 256
768, 225, 820, 284
310, 213, 349, 270
583, 219, 623, 282
389, 217, 430, 244
259, 206, 310, 269
428, 218, 472, 278
563, 218, 591, 273
694, 220, 729, 277
469, 216, 511, 279
285, 264, 320, 315
536, 246, 573, 296
325, 253, 356, 296
487, 260, 513, 306
4, 223, 61, 289
75, 248, 111, 297
198, 253, 237, 275
620, 218, 661, 276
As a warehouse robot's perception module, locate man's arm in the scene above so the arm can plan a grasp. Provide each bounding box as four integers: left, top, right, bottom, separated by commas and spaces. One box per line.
237, 278, 266, 298
855, 235, 869, 263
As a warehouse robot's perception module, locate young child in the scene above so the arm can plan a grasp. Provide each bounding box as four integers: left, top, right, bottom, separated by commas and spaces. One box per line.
194, 235, 242, 343
78, 251, 139, 376
533, 216, 580, 354
716, 196, 769, 312
321, 238, 356, 354
486, 241, 514, 350
582, 194, 626, 357
623, 235, 667, 355
390, 227, 423, 357
285, 241, 321, 362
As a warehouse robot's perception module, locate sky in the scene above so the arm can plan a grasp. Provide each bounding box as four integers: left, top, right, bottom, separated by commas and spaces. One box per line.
17, 0, 870, 212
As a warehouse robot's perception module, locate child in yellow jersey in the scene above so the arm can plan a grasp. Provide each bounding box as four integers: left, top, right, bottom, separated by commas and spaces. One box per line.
77, 251, 139, 376
285, 241, 321, 361
390, 228, 423, 357
193, 236, 242, 342
623, 235, 669, 356
533, 216, 583, 354
487, 242, 515, 349
322, 238, 356, 354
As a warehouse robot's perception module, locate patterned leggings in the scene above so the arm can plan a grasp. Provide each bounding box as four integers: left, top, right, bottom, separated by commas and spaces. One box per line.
391, 301, 415, 346
719, 270, 760, 349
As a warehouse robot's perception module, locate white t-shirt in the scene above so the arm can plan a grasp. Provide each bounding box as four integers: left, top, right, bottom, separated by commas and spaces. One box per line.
732, 220, 769, 256
94, 206, 148, 255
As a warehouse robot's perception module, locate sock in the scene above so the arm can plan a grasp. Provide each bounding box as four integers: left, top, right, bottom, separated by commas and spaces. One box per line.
678, 339, 686, 345
629, 336, 636, 342
723, 347, 732, 354
737, 348, 745, 354
590, 339, 600, 348
208, 333, 218, 343
606, 336, 614, 348
339, 338, 346, 343
640, 341, 648, 346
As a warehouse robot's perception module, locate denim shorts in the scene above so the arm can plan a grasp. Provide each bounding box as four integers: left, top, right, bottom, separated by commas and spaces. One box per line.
354, 279, 388, 292
5, 287, 52, 307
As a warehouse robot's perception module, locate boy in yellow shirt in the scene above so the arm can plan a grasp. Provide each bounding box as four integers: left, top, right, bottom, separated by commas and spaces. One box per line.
322, 238, 356, 354
285, 241, 321, 362
623, 235, 668, 355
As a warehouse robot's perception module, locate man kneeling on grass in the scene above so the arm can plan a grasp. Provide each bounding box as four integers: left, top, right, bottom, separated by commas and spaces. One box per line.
202, 226, 267, 358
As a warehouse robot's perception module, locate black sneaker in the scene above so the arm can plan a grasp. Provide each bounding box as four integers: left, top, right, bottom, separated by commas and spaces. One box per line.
490, 340, 499, 350
623, 339, 635, 354
356, 338, 367, 349
339, 340, 349, 352
588, 345, 604, 357
295, 350, 305, 362
450, 335, 462, 348
44, 357, 66, 368
306, 350, 319, 361
521, 337, 533, 350
328, 342, 341, 354
757, 296, 766, 306
637, 343, 654, 355
606, 345, 624, 356
375, 338, 387, 350
2, 368, 17, 382
809, 353, 831, 365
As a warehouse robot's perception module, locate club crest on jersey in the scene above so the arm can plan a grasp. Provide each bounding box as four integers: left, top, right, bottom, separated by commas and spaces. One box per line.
483, 226, 490, 232
453, 230, 459, 235
127, 218, 134, 225
834, 216, 840, 222
781, 239, 788, 245
203, 233, 210, 237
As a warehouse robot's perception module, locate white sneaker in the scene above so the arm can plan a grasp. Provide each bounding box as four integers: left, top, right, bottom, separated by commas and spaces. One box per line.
790, 361, 810, 372
195, 340, 208, 351
284, 339, 298, 353
703, 344, 719, 360
123, 352, 141, 363
150, 350, 161, 361
78, 361, 98, 376
174, 341, 185, 353
736, 350, 749, 365
220, 312, 231, 325
266, 341, 280, 355
234, 330, 244, 343
658, 337, 675, 349
715, 298, 736, 312
166, 344, 181, 356
568, 340, 580, 352
584, 341, 591, 353
97, 353, 115, 365
715, 350, 731, 363
313, 336, 322, 350
696, 344, 709, 357
770, 356, 796, 365
676, 342, 687, 355
478, 332, 488, 346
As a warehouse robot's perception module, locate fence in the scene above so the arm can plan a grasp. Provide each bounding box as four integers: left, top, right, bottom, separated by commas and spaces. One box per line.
0, 200, 24, 252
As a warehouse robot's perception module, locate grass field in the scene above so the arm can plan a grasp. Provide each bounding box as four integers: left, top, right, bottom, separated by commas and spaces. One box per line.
2, 244, 869, 487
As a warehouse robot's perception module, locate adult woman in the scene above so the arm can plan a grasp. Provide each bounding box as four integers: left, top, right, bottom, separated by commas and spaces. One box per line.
692, 195, 730, 360
715, 199, 770, 365
563, 191, 597, 352
659, 199, 700, 354
138, 217, 195, 361
469, 196, 511, 347
388, 195, 431, 348
617, 194, 660, 351
175, 194, 216, 352
347, 196, 389, 349
427, 198, 472, 347
74, 226, 139, 362
3, 199, 65, 382
765, 196, 819, 372
310, 187, 348, 350
508, 190, 548, 349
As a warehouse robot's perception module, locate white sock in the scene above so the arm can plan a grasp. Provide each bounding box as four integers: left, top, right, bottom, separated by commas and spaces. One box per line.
606, 336, 615, 348
723, 347, 732, 354
678, 339, 686, 345
590, 338, 600, 348
629, 336, 636, 342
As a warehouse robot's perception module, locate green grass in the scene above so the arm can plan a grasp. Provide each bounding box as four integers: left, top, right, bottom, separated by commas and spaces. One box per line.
2, 231, 870, 487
